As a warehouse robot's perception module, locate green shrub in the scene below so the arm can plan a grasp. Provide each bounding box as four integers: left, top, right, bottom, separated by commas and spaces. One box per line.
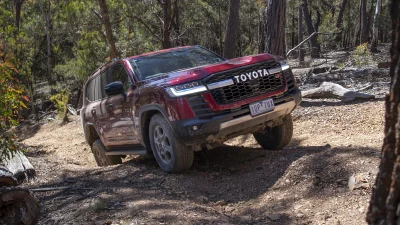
353, 43, 371, 67
0, 63, 26, 160
50, 89, 70, 122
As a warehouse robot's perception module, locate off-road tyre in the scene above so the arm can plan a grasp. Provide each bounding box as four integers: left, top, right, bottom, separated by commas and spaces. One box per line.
149, 114, 194, 173
92, 139, 122, 166
253, 114, 293, 150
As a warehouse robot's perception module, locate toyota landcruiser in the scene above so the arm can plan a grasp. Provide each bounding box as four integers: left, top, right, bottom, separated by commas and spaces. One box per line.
81, 46, 302, 173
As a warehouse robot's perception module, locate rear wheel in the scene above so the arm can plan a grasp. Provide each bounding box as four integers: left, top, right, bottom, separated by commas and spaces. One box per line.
92, 139, 122, 166
253, 114, 293, 150
149, 114, 194, 173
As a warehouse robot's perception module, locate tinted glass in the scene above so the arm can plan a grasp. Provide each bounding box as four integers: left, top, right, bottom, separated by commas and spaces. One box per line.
100, 71, 110, 98
129, 47, 225, 81
93, 76, 101, 101
110, 65, 129, 90
86, 78, 95, 101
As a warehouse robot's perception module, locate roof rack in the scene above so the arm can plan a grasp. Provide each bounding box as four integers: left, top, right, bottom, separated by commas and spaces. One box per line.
89, 58, 119, 77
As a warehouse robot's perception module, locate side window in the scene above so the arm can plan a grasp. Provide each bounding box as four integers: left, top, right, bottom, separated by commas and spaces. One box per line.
86, 78, 95, 101
110, 65, 129, 90
100, 71, 110, 99
94, 76, 102, 101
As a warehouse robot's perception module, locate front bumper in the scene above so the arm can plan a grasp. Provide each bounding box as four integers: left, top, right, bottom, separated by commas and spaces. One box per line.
170, 88, 302, 147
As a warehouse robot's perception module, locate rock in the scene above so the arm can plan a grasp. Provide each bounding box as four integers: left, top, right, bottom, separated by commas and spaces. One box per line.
196, 196, 209, 204
294, 204, 303, 211
215, 200, 226, 206
266, 214, 281, 221
240, 215, 252, 221
224, 206, 235, 213
348, 174, 356, 190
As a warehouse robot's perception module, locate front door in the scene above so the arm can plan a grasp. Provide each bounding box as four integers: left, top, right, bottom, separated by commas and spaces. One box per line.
100, 64, 140, 147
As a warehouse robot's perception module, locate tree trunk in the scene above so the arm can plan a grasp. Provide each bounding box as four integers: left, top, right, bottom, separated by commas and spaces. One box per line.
313, 8, 321, 32
298, 5, 305, 66
162, 0, 172, 49
38, 0, 53, 84
367, 0, 400, 223
173, 0, 180, 46
291, 5, 295, 49
14, 0, 25, 31
336, 0, 348, 28
371, 0, 382, 52
360, 0, 369, 44
223, 0, 240, 59
98, 0, 119, 58
301, 0, 320, 58
219, 5, 224, 55
264, 0, 286, 57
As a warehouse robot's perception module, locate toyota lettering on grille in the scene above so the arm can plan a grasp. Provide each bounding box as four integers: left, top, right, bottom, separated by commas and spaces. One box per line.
233, 69, 280, 84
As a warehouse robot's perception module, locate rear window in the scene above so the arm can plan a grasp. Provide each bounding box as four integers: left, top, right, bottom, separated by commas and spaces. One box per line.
85, 64, 131, 102
129, 47, 225, 81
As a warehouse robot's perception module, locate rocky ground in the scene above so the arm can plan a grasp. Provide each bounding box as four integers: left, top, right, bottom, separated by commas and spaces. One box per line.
17, 45, 391, 225
18, 95, 385, 225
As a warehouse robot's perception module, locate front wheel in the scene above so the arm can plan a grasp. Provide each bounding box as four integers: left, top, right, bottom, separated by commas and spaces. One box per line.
149, 114, 194, 173
253, 115, 293, 150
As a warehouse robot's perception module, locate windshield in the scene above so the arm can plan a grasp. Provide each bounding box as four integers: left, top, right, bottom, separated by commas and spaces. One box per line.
129, 47, 225, 81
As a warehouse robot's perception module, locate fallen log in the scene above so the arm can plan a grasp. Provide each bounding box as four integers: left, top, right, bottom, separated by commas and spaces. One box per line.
1, 151, 35, 185
0, 168, 18, 187
0, 187, 39, 225
302, 82, 375, 102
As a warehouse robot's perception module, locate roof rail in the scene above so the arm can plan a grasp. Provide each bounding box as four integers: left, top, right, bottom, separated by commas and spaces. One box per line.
89, 58, 120, 77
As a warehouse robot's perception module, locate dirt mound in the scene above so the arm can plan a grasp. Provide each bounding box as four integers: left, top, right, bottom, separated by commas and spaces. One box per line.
19, 98, 384, 224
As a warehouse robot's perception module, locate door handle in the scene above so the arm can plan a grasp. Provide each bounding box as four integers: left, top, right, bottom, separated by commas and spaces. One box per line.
106, 104, 113, 109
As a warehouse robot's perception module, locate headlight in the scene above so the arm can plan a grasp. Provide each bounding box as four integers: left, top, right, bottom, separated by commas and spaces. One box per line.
166, 81, 207, 97
279, 60, 290, 71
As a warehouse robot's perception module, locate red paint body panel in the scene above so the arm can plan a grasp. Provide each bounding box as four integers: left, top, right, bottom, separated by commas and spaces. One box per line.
81, 46, 293, 150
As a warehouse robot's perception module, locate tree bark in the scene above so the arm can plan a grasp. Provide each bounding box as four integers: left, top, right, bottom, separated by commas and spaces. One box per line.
264, 0, 286, 57
161, 0, 172, 49
301, 0, 320, 58
223, 0, 240, 59
173, 0, 180, 46
336, 0, 348, 29
98, 0, 119, 59
367, 0, 400, 223
371, 0, 382, 52
298, 5, 305, 66
360, 0, 369, 44
14, 0, 25, 31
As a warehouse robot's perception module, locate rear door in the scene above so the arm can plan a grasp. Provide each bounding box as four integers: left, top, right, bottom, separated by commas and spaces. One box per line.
84, 75, 104, 138
99, 64, 140, 147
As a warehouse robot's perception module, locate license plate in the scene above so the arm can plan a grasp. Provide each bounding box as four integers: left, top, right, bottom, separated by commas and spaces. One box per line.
249, 98, 275, 116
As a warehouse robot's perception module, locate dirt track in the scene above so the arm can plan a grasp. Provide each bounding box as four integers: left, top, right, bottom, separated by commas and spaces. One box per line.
21, 98, 384, 225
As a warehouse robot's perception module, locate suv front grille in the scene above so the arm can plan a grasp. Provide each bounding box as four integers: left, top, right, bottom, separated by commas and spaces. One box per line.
284, 70, 296, 93
187, 95, 244, 120
204, 61, 284, 105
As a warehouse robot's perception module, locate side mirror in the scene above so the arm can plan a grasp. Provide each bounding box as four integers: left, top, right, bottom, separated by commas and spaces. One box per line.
105, 81, 124, 96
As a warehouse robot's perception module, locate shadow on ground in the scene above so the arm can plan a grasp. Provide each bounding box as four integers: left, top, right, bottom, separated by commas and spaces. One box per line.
28, 138, 380, 224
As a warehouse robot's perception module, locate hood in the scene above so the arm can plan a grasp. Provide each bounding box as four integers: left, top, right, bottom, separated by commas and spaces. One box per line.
139, 53, 277, 88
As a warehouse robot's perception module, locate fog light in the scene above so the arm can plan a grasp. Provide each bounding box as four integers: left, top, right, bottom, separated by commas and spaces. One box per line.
193, 126, 198, 131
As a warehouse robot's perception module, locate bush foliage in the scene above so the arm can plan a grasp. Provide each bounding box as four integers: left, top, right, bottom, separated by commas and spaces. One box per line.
0, 63, 26, 160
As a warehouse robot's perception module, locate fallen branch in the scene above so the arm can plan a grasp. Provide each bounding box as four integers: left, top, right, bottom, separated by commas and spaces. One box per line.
29, 186, 72, 192
286, 32, 341, 57
302, 82, 375, 102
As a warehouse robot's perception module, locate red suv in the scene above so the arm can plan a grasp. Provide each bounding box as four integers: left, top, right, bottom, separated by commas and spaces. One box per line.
81, 46, 301, 173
